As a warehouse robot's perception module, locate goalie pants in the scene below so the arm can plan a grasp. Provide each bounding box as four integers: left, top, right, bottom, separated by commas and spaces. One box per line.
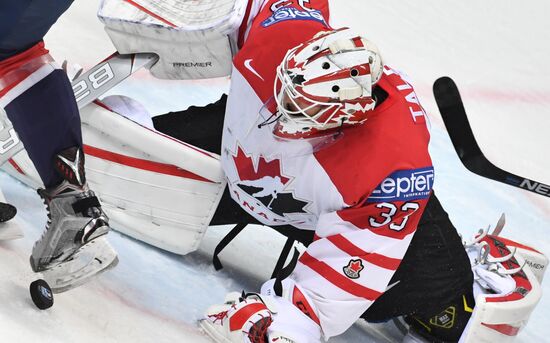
153, 95, 475, 342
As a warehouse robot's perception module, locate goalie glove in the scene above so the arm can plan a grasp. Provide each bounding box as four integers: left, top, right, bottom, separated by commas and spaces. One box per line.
200, 292, 276, 343
200, 283, 322, 343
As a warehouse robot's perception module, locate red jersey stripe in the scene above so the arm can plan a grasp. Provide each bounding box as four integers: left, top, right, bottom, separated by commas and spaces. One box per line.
327, 235, 401, 270
299, 252, 382, 300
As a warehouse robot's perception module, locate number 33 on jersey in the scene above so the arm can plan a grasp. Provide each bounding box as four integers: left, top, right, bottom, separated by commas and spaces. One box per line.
367, 167, 433, 235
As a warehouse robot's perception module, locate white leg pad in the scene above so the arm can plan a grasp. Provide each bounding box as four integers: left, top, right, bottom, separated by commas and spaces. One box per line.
2, 101, 226, 255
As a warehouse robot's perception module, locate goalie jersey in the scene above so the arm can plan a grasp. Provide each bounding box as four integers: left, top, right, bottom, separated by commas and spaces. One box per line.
221, 0, 433, 337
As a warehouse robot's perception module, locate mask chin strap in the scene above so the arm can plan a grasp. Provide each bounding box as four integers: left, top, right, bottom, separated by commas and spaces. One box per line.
257, 112, 282, 129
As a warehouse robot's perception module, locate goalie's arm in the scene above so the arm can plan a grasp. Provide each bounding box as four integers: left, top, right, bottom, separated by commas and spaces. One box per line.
288, 195, 428, 338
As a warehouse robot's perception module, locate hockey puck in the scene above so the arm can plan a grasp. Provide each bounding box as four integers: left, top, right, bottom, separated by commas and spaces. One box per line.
0, 202, 17, 222
29, 279, 54, 310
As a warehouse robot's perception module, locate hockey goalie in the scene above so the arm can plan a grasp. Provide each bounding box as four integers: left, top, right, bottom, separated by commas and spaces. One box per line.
1, 0, 547, 342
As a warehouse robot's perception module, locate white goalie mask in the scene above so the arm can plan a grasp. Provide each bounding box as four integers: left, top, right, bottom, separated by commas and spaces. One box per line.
272, 28, 383, 139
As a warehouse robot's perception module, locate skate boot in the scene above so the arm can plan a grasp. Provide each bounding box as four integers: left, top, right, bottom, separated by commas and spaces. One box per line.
30, 147, 118, 292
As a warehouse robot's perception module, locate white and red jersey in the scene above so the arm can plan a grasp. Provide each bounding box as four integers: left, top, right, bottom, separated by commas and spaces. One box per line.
221, 0, 433, 338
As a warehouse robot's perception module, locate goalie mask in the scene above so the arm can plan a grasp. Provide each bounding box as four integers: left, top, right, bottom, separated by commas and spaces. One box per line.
272, 28, 383, 139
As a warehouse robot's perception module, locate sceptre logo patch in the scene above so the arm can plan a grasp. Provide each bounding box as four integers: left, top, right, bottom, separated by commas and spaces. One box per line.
367, 167, 434, 202
343, 259, 364, 279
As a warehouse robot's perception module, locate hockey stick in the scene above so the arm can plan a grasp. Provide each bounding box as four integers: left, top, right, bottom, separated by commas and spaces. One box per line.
0, 52, 158, 166
433, 76, 550, 198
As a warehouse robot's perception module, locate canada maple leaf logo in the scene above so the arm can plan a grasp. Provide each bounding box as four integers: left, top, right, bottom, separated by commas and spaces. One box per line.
343, 259, 364, 279
232, 145, 308, 216
233, 146, 289, 184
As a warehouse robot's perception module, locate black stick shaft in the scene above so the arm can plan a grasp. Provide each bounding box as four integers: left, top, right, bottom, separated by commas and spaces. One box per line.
433, 76, 550, 198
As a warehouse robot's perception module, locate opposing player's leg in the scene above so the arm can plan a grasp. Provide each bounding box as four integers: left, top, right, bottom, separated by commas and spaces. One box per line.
1, 42, 117, 290
1, 43, 82, 188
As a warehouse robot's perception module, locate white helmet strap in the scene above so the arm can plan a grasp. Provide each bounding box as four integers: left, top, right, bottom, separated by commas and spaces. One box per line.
339, 86, 363, 101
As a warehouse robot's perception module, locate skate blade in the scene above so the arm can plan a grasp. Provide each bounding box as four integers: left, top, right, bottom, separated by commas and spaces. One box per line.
199, 319, 233, 343
41, 237, 118, 293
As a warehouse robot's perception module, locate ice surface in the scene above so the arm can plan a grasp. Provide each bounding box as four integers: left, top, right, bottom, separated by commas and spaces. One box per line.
1, 0, 549, 342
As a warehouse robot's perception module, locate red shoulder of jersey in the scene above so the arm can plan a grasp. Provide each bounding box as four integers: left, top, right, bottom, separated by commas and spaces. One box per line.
314, 66, 433, 206
233, 0, 332, 102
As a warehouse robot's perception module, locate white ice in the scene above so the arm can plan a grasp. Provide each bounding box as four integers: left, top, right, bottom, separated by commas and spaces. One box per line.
1, 1, 549, 342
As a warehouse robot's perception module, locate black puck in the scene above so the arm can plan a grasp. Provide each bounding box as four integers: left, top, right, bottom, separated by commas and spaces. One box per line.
0, 202, 17, 222
29, 279, 54, 310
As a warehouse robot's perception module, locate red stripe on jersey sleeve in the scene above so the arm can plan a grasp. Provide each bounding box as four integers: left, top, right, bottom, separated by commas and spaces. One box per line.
327, 235, 401, 270
299, 252, 382, 300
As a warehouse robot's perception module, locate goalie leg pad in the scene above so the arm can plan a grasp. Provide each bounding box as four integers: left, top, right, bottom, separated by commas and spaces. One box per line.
80, 102, 226, 255
4, 100, 226, 255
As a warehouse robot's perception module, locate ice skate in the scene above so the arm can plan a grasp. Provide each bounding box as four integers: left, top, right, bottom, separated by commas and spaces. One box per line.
30, 147, 117, 292
41, 236, 118, 293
